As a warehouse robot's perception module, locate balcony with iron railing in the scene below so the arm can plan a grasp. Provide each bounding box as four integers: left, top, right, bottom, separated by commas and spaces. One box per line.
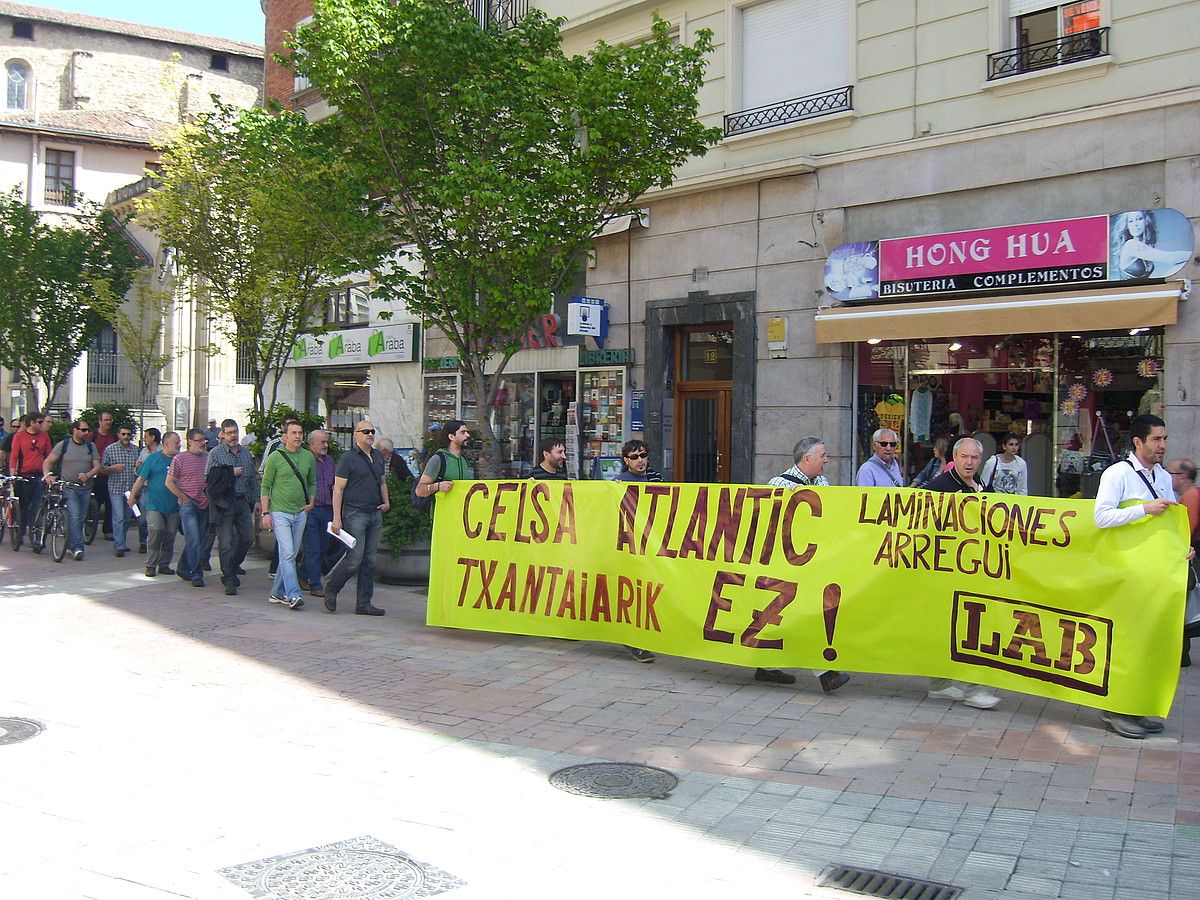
467, 0, 527, 29
987, 27, 1109, 80
724, 85, 853, 138
84, 352, 164, 408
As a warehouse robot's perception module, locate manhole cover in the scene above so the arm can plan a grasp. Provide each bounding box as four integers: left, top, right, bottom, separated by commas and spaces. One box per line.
549, 762, 678, 799
219, 836, 464, 899
0, 717, 44, 746
818, 864, 962, 900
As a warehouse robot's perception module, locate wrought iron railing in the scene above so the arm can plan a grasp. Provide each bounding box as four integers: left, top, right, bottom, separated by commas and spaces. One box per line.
236, 341, 258, 385
987, 27, 1108, 80
724, 85, 853, 137
467, 0, 527, 29
84, 352, 162, 407
107, 175, 160, 207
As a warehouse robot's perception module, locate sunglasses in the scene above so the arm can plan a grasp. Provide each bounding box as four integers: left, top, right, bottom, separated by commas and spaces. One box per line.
625, 451, 648, 460
357, 429, 376, 436
877, 441, 898, 447
77, 427, 92, 433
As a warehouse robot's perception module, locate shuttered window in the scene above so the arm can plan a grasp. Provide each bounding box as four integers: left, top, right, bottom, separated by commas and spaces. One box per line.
740, 0, 849, 110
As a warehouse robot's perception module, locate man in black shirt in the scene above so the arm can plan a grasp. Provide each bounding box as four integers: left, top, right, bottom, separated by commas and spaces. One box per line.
925, 437, 1002, 710
325, 420, 390, 616
529, 438, 567, 480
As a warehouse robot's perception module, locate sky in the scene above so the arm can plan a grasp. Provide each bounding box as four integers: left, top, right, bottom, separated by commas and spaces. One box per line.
32, 0, 265, 45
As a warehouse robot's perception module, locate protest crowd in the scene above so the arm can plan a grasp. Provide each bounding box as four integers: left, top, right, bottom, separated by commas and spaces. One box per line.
3, 409, 1197, 742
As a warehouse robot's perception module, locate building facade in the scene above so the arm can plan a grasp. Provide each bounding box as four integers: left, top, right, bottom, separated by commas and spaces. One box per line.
0, 1, 262, 427
263, 0, 1199, 489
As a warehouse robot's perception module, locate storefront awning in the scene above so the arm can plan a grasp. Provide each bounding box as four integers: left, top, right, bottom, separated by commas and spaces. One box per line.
814, 282, 1187, 343
596, 208, 650, 237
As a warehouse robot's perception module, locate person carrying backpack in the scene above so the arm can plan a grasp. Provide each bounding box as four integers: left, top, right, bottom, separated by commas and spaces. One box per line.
42, 419, 101, 560
414, 420, 473, 509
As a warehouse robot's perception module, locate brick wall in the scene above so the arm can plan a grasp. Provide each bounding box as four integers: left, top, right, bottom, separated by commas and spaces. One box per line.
263, 0, 314, 106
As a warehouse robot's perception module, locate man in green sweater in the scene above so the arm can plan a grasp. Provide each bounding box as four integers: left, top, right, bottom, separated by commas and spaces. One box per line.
260, 420, 316, 609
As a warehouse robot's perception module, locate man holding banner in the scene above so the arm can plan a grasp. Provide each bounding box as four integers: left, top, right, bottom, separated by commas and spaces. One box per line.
764, 436, 850, 693
855, 429, 903, 488
1093, 414, 1192, 738
924, 437, 1002, 710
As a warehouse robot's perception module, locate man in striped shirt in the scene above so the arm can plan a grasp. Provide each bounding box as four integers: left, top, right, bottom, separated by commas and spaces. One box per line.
100, 424, 141, 557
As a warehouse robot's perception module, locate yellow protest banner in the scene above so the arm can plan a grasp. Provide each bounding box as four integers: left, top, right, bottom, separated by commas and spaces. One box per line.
427, 481, 1188, 716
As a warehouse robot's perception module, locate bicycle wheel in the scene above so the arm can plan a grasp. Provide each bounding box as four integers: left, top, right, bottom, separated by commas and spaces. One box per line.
6, 497, 19, 550
84, 496, 99, 545
49, 511, 68, 562
30, 502, 46, 554
0, 498, 7, 547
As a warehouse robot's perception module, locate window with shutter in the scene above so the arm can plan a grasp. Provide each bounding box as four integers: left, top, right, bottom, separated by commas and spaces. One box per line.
727, 0, 853, 137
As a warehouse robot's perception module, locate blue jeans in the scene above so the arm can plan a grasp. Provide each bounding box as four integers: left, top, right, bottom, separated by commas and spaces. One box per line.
178, 502, 209, 578
270, 510, 307, 600
300, 505, 341, 589
109, 490, 130, 551
325, 506, 382, 609
65, 486, 91, 553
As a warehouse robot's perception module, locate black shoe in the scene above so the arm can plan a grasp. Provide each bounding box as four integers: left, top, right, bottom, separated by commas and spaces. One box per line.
115, 549, 125, 558
191, 578, 205, 588
201, 562, 211, 572
145, 566, 156, 578
355, 604, 385, 616
159, 565, 175, 575
1137, 717, 1165, 734
177, 570, 192, 582
627, 646, 655, 663
819, 671, 851, 694
754, 668, 796, 685
236, 566, 246, 575
103, 533, 113, 541
12, 539, 21, 551
224, 584, 237, 596
324, 592, 337, 613
138, 543, 147, 553
1102, 712, 1148, 739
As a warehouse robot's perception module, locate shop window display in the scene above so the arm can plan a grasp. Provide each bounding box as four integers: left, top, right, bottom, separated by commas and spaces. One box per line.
855, 329, 1164, 497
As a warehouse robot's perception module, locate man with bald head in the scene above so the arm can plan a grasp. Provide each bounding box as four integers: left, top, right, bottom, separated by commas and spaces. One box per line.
925, 437, 1002, 710
855, 428, 903, 487
299, 428, 340, 597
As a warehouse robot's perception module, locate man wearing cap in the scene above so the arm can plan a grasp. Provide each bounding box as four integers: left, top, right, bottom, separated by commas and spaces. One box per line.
203, 419, 220, 451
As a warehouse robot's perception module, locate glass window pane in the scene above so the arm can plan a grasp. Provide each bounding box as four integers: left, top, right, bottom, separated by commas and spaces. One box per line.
6, 62, 27, 110
1062, 0, 1100, 34
682, 330, 733, 381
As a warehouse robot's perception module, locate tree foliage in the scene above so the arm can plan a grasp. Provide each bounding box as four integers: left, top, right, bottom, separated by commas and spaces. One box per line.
139, 105, 387, 417
286, 0, 721, 474
0, 189, 142, 410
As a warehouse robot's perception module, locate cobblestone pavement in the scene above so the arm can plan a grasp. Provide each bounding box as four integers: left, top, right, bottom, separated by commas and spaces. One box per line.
0, 546, 1196, 899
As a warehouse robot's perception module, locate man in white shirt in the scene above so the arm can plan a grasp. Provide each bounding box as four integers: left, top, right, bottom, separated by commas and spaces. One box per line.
981, 433, 1029, 495
1093, 413, 1194, 739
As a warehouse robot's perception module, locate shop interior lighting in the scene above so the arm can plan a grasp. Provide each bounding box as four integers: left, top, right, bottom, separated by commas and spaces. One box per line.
865, 338, 882, 345
947, 341, 963, 351
1129, 327, 1147, 335
333, 381, 368, 387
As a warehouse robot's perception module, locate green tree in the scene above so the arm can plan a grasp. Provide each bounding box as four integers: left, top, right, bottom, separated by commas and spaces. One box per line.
107, 281, 182, 437
287, 0, 721, 474
139, 105, 387, 418
0, 189, 142, 410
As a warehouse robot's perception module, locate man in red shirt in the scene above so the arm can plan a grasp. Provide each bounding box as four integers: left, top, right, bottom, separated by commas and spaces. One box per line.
92, 411, 118, 540
8, 413, 52, 551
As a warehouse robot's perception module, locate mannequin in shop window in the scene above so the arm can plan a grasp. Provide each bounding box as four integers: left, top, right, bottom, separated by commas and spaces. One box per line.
1111, 210, 1191, 279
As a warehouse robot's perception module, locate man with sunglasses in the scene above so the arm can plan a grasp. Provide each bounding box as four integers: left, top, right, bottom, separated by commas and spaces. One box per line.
100, 424, 140, 557
614, 440, 662, 662
325, 420, 390, 616
8, 413, 51, 550
855, 428, 903, 488
43, 419, 101, 560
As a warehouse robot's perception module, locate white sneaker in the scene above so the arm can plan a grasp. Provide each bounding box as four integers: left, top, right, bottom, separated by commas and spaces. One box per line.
962, 687, 1001, 709
927, 685, 966, 701
268, 595, 286, 604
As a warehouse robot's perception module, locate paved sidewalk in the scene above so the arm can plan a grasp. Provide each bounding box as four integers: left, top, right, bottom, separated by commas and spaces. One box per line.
0, 546, 1196, 899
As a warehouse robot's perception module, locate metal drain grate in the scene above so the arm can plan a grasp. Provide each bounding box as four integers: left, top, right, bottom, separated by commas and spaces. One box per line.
549, 762, 678, 799
817, 864, 962, 900
0, 717, 44, 746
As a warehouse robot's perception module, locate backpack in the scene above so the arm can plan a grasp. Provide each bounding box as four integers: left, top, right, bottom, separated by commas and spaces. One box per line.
411, 450, 447, 513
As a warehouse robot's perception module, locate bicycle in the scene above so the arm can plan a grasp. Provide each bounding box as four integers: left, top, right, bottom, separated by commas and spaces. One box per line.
39, 481, 69, 563
0, 475, 25, 550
